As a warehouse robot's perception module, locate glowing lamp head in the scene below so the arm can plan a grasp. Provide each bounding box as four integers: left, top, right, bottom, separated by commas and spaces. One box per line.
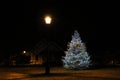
44, 16, 52, 24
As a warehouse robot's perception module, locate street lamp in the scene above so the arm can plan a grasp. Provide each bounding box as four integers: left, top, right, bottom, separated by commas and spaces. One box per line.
44, 15, 52, 75
44, 15, 52, 24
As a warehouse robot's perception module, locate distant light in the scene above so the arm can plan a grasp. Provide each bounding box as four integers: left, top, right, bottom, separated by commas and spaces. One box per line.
44, 16, 52, 24
23, 51, 26, 54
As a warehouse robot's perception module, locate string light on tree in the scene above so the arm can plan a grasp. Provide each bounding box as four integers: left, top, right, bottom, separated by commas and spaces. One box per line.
62, 30, 91, 70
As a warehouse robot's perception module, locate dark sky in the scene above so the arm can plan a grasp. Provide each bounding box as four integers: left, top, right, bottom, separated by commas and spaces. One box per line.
0, 0, 119, 56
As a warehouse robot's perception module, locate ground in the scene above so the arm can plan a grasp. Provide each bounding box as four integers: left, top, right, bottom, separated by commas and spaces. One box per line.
0, 66, 120, 80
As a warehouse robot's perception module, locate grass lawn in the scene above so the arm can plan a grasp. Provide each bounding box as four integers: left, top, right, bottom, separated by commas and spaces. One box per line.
0, 66, 120, 80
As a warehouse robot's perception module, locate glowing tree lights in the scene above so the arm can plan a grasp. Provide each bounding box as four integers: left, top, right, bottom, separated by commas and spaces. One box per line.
62, 30, 91, 70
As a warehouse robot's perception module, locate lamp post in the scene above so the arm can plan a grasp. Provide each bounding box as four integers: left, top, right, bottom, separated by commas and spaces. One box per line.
44, 15, 52, 75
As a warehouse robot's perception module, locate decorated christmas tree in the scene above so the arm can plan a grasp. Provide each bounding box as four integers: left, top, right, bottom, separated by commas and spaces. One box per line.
62, 30, 91, 70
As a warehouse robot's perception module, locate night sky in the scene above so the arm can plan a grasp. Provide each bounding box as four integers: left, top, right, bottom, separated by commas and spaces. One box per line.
0, 1, 119, 58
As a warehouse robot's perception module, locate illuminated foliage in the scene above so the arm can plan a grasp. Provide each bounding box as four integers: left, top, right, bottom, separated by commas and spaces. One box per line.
62, 30, 91, 69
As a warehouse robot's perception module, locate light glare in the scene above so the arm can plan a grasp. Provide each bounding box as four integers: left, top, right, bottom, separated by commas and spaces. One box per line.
44, 16, 52, 24
23, 51, 26, 54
